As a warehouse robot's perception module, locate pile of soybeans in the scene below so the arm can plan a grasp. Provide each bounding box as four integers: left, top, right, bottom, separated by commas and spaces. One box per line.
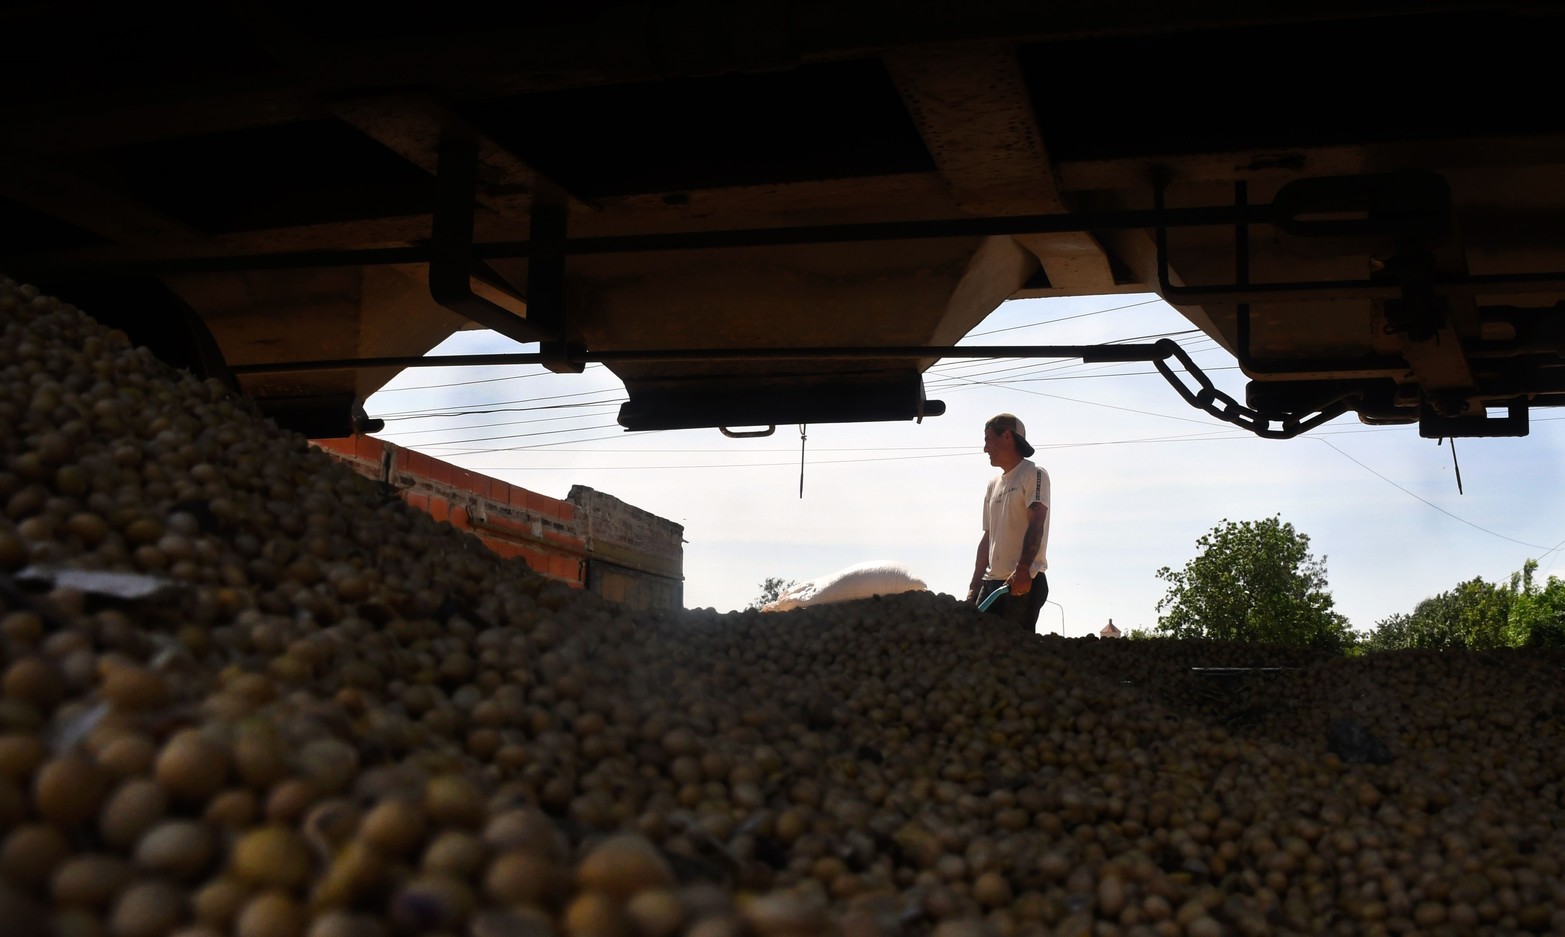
2, 275, 1563, 937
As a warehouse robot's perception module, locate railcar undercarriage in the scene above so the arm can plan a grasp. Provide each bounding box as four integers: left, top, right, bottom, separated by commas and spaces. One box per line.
2, 2, 1563, 438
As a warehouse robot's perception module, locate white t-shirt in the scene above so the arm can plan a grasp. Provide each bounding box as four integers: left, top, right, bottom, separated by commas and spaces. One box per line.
983, 458, 1050, 579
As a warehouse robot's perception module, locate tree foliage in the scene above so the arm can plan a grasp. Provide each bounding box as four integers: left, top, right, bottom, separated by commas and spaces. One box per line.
1360, 559, 1565, 651
1360, 577, 1511, 651
1154, 515, 1352, 650
747, 577, 797, 611
1507, 560, 1565, 648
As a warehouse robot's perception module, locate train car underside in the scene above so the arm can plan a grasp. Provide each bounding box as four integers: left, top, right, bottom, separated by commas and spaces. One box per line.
2, 2, 1562, 439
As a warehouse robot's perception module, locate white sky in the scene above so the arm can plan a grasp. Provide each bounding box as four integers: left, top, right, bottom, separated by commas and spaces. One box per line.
364, 294, 1565, 639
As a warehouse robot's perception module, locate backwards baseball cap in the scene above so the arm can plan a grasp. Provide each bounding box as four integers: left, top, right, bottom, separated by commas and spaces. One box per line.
988, 412, 1035, 458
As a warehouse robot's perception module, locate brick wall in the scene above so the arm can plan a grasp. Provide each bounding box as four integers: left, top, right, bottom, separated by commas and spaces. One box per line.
311, 436, 684, 609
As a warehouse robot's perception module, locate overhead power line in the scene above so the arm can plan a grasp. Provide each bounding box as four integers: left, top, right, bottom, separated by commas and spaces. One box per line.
374, 362, 611, 394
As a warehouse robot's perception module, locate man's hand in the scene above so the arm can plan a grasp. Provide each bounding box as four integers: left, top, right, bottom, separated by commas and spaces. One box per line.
1007, 569, 1031, 596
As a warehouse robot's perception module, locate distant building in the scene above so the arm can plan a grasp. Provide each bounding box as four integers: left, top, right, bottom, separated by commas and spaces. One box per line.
1100, 619, 1123, 639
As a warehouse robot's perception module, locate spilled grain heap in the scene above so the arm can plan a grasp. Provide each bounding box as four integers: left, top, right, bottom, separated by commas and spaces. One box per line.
1, 277, 1563, 937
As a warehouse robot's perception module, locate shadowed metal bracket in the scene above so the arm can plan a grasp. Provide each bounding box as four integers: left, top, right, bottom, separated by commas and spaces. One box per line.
525, 175, 585, 374
429, 125, 555, 347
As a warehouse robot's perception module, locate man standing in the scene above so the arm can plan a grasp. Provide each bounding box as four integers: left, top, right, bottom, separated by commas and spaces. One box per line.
967, 413, 1051, 632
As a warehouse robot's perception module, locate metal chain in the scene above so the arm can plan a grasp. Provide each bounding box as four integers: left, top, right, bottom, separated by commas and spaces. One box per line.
1147, 339, 1352, 439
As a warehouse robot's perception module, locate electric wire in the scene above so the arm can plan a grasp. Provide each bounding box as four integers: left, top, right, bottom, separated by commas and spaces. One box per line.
372, 362, 611, 394
417, 422, 630, 454
1314, 437, 1558, 550
964, 297, 1168, 336
383, 404, 626, 438
451, 423, 1443, 469
360, 297, 1565, 579
379, 413, 621, 439
367, 299, 1206, 426
379, 342, 1227, 447
373, 388, 628, 420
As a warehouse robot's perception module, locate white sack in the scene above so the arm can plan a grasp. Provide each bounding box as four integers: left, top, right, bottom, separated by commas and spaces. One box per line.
761, 560, 929, 612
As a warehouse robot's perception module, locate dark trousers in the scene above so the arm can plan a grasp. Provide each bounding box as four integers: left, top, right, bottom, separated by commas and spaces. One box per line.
977, 572, 1049, 632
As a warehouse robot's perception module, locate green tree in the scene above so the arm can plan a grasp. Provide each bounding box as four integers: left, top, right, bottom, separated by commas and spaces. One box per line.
1507, 560, 1565, 648
1154, 515, 1352, 650
1426, 578, 1511, 649
1357, 612, 1413, 652
1359, 559, 1565, 652
747, 577, 798, 611
1364, 576, 1512, 651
